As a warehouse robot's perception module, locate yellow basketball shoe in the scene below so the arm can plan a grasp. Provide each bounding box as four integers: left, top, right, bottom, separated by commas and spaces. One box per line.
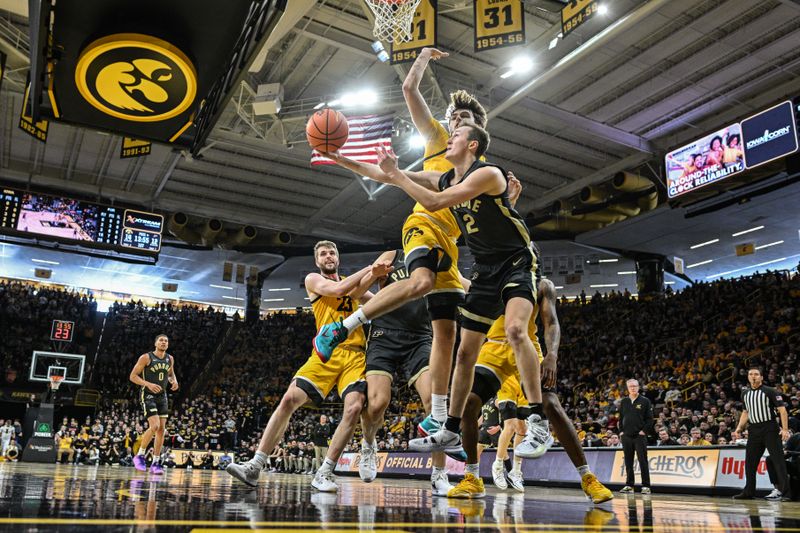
582, 473, 614, 504
447, 473, 485, 499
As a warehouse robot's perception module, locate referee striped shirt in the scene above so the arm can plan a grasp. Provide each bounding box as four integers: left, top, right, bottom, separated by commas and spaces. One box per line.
741, 385, 785, 425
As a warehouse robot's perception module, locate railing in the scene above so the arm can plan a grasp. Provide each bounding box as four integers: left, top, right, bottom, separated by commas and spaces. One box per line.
0, 15, 29, 56
715, 365, 735, 384
681, 381, 705, 401
74, 389, 101, 407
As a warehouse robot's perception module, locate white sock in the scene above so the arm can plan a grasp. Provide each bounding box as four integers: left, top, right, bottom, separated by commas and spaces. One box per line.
512, 455, 523, 473
432, 466, 446, 477
362, 439, 373, 450
136, 448, 146, 456
493, 458, 503, 467
320, 457, 336, 472
466, 463, 480, 477
252, 451, 269, 469
577, 465, 591, 477
431, 394, 448, 423
342, 309, 368, 332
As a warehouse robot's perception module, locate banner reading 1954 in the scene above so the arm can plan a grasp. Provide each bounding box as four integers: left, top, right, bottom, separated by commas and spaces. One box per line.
474, 0, 525, 52
390, 0, 437, 65
561, 0, 599, 37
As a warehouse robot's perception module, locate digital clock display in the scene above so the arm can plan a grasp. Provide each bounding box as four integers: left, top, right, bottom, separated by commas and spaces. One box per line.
51, 320, 75, 342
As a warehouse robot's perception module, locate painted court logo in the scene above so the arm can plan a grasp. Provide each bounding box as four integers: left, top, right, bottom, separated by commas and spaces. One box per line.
75, 33, 197, 122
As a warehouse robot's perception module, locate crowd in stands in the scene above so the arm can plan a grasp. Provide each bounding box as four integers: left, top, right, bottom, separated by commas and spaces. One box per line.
0, 280, 96, 388
92, 300, 228, 398
1, 270, 798, 471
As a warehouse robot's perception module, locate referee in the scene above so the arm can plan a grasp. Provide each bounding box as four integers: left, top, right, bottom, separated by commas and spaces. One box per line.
732, 365, 791, 500
619, 378, 653, 494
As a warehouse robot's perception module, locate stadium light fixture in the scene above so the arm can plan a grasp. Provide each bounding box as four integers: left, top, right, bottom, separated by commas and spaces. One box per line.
590, 284, 618, 288
268, 287, 292, 291
313, 102, 326, 110
500, 56, 534, 79
664, 281, 675, 285
409, 134, 426, 149
339, 89, 378, 108
755, 241, 783, 250
222, 296, 244, 301
731, 225, 764, 237
690, 238, 719, 249
598, 258, 619, 263
617, 271, 636, 275
597, 4, 609, 15
263, 298, 285, 302
209, 284, 234, 290
706, 256, 789, 280
32, 258, 60, 265
686, 259, 713, 268
371, 41, 390, 63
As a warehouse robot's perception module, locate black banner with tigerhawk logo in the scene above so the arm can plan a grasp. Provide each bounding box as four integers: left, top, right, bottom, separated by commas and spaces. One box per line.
29, 0, 285, 148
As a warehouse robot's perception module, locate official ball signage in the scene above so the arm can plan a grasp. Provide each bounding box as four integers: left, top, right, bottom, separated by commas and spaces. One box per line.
74, 34, 197, 122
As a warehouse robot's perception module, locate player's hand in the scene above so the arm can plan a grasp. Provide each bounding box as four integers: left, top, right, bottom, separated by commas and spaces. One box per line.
780, 429, 790, 442
320, 150, 342, 163
541, 353, 557, 390
146, 382, 162, 394
507, 171, 522, 207
487, 425, 501, 435
170, 380, 179, 392
376, 145, 399, 177
422, 47, 449, 61
371, 260, 394, 278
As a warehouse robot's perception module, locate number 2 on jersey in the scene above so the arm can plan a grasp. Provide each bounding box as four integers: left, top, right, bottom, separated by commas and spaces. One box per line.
463, 214, 479, 234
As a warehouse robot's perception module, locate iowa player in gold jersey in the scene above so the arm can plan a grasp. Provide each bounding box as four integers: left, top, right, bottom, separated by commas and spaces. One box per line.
315, 51, 493, 440
227, 240, 390, 492
129, 334, 178, 474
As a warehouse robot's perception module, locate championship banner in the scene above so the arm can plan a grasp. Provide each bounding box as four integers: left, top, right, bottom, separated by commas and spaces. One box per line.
665, 123, 744, 199
610, 448, 719, 487
121, 137, 152, 159
19, 78, 49, 143
390, 0, 437, 65
741, 100, 798, 169
474, 0, 525, 52
561, 0, 599, 37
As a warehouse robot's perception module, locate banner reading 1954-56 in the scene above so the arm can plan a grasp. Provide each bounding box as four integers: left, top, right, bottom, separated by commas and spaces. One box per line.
474, 0, 525, 52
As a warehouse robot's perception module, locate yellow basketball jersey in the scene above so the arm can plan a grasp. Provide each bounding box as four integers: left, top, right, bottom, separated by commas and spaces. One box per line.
415, 117, 460, 240
310, 285, 366, 351
486, 303, 540, 343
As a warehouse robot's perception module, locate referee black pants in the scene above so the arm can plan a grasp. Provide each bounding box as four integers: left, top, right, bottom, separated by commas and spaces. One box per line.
745, 421, 788, 495
622, 434, 650, 487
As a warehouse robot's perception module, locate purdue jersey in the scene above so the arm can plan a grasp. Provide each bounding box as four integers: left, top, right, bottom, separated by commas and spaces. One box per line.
439, 160, 531, 262
142, 351, 171, 393
310, 277, 366, 351
480, 400, 500, 429
371, 250, 432, 334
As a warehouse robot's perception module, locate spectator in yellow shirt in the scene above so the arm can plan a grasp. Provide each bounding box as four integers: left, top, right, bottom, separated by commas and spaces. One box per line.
687, 427, 711, 446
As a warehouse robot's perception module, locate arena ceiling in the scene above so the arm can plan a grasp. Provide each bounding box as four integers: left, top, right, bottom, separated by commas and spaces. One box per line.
1, 0, 800, 306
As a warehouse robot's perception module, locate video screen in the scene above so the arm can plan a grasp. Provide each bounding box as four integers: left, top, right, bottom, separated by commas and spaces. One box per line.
16, 193, 99, 242
665, 123, 745, 198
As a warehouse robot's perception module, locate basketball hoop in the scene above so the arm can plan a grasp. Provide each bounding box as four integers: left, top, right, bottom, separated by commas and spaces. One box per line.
364, 0, 422, 44
49, 375, 64, 391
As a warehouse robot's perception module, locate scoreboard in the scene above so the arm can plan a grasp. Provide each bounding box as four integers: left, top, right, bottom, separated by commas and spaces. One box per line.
0, 186, 163, 254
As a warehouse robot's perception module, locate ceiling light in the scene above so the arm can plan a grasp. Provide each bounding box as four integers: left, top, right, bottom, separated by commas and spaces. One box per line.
617, 271, 636, 275
548, 36, 559, 50
597, 4, 608, 15
32, 258, 60, 265
268, 288, 291, 291
731, 226, 764, 237
263, 298, 285, 302
687, 259, 713, 268
371, 41, 389, 63
222, 296, 244, 301
598, 258, 619, 263
690, 239, 719, 249
755, 241, 783, 250
664, 281, 675, 285
706, 256, 792, 280
327, 99, 341, 107
340, 89, 378, 107
501, 56, 534, 79
554, 286, 564, 289
210, 284, 233, 290
313, 102, 326, 110
590, 284, 618, 288
409, 134, 426, 149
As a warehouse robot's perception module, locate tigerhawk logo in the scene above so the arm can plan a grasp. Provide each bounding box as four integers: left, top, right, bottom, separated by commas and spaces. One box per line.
403, 227, 424, 247
74, 33, 197, 122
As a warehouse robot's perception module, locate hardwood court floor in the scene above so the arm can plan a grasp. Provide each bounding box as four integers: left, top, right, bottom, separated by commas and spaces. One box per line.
0, 463, 798, 531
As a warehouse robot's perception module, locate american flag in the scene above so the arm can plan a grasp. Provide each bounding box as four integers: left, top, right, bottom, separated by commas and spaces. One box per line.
310, 113, 394, 166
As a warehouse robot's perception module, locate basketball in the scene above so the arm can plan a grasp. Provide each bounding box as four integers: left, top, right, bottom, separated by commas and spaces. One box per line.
306, 108, 349, 153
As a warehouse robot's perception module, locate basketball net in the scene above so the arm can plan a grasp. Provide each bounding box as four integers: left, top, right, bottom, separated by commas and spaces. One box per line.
49, 375, 64, 391
364, 0, 422, 44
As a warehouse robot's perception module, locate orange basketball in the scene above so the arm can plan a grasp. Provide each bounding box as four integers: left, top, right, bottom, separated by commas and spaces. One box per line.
306, 108, 349, 153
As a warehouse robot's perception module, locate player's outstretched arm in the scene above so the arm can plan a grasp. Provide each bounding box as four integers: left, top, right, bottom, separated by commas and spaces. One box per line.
402, 48, 448, 139
323, 150, 439, 190
351, 252, 395, 301
377, 145, 504, 211
305, 267, 371, 299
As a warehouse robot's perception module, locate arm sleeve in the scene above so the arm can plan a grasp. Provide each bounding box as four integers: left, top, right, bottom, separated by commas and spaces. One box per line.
765, 387, 785, 408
